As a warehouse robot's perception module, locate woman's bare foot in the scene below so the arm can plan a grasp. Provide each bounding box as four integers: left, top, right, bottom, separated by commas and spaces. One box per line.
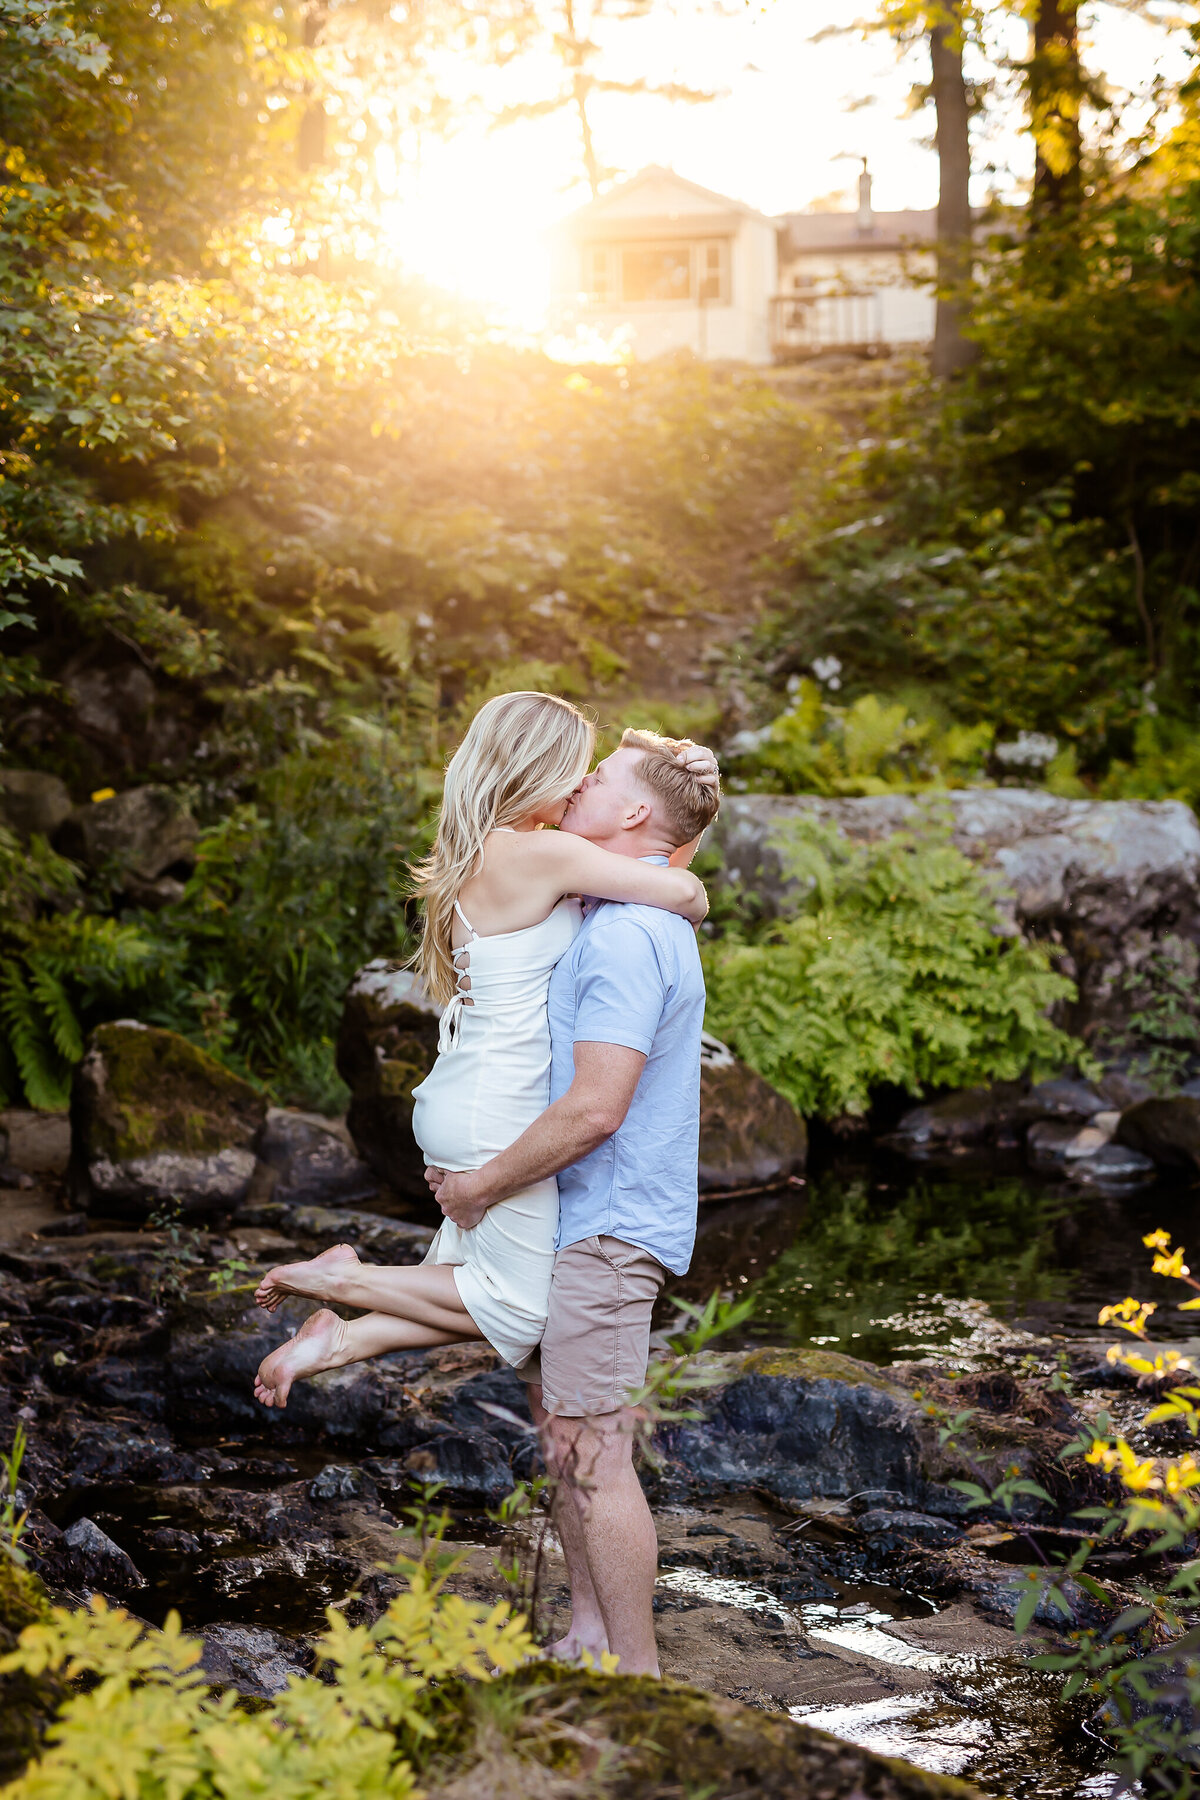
253, 1308, 348, 1408
255, 1243, 361, 1312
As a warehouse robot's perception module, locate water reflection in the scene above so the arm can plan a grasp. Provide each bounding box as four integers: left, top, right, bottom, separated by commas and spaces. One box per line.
671, 1161, 1200, 1364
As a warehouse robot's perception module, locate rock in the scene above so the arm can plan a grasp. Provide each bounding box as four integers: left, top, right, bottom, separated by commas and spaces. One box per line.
714, 791, 1200, 1045
1017, 1077, 1106, 1123
277, 1203, 433, 1263
1025, 1116, 1119, 1169
337, 963, 442, 1199
1117, 1096, 1200, 1173
884, 1083, 1027, 1157
56, 785, 198, 895
397, 1428, 517, 1501
1064, 1142, 1158, 1191
0, 1110, 71, 1178
62, 1517, 147, 1594
199, 1624, 314, 1699
855, 1508, 961, 1547
70, 1022, 267, 1219
698, 1034, 807, 1194
0, 770, 72, 840
256, 1108, 379, 1207
308, 1463, 369, 1503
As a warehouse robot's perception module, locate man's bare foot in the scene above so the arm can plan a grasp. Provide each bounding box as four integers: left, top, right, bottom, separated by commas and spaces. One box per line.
545, 1631, 611, 1665
255, 1243, 361, 1312
253, 1308, 348, 1408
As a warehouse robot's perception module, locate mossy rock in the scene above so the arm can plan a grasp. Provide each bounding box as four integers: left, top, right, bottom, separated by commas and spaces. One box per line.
0, 1559, 63, 1785
431, 1663, 983, 1799
739, 1345, 909, 1396
70, 1022, 266, 1217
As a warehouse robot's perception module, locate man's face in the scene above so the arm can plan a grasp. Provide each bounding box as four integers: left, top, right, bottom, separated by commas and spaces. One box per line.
560, 747, 649, 843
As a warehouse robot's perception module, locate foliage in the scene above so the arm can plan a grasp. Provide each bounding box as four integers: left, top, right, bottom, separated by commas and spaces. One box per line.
702, 817, 1081, 1119
760, 171, 1200, 772
1, 1423, 28, 1568
0, 827, 162, 1109
0, 1533, 536, 1800
724, 677, 994, 795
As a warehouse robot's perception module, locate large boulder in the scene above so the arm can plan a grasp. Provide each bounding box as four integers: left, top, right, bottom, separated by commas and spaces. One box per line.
1117, 1095, 1200, 1172
0, 770, 72, 840
336, 962, 442, 1199
254, 1107, 379, 1207
713, 791, 1200, 1046
698, 1033, 807, 1194
70, 1022, 267, 1219
55, 785, 198, 907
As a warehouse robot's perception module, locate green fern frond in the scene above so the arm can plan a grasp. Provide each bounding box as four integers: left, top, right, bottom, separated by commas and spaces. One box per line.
25, 957, 84, 1063
0, 959, 71, 1111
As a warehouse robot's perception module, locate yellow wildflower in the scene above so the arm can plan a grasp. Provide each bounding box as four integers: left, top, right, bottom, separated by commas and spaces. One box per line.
1143, 1229, 1173, 1252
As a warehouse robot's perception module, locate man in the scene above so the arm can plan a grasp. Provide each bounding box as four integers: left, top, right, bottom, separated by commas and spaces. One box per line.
429, 728, 719, 1676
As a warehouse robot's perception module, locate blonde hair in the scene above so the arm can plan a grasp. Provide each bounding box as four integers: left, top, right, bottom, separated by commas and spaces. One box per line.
619, 728, 721, 843
412, 692, 595, 1004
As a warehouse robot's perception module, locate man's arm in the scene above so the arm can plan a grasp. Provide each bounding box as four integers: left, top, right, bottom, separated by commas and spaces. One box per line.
429, 1040, 646, 1230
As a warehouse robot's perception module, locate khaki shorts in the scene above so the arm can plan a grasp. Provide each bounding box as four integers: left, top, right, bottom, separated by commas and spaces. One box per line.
518, 1235, 666, 1417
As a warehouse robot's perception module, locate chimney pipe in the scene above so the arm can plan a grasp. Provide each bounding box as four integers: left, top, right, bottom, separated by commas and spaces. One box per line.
857, 162, 873, 234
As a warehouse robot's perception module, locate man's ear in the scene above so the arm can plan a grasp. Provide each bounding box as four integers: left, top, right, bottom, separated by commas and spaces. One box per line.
620, 800, 652, 832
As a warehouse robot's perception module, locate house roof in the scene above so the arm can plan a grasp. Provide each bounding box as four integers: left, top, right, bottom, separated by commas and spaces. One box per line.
780, 209, 938, 255
552, 165, 778, 242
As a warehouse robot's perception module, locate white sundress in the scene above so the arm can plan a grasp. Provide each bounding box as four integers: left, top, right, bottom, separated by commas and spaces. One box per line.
410, 887, 582, 1367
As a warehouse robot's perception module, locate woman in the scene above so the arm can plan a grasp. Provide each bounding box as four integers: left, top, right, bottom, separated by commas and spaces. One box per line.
252, 691, 714, 1407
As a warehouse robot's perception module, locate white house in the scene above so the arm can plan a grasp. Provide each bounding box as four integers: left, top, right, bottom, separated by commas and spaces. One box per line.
774, 169, 937, 358
549, 164, 944, 365
547, 166, 779, 366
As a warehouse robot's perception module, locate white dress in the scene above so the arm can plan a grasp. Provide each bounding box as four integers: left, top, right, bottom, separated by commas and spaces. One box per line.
411, 890, 582, 1367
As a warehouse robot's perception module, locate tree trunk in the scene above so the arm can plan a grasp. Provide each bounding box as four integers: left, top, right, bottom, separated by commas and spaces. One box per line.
1029, 0, 1083, 217
930, 7, 973, 378
298, 2, 327, 172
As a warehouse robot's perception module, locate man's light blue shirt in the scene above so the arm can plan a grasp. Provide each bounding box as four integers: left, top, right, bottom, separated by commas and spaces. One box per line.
546, 861, 705, 1276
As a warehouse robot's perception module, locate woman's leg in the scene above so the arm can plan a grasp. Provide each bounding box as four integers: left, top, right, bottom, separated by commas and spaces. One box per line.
255, 1244, 478, 1326
253, 1279, 483, 1409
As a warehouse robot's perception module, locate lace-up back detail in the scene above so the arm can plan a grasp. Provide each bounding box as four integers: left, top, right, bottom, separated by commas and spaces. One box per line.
412, 893, 582, 1171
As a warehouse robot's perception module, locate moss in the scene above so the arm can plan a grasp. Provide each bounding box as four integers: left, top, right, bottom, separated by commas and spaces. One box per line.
739, 1345, 908, 1396
82, 1023, 265, 1160
445, 1665, 983, 1799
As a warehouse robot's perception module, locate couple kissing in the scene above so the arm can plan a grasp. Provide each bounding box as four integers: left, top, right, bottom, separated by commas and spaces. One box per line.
251, 690, 721, 1676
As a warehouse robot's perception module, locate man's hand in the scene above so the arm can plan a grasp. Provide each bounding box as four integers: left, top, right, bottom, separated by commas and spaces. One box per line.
676, 741, 720, 790
425, 1164, 491, 1231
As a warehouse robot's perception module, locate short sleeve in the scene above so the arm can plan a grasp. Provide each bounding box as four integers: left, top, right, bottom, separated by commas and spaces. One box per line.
573, 915, 666, 1055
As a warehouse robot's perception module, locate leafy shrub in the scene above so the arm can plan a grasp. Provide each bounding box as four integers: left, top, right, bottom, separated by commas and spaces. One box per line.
0, 1557, 535, 1800
702, 819, 1081, 1118
724, 678, 993, 796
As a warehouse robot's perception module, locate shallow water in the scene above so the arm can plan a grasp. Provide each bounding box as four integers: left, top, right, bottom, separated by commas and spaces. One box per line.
675, 1153, 1200, 1363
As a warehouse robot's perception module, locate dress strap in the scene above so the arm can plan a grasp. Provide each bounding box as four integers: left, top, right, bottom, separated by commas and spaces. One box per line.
453, 898, 478, 940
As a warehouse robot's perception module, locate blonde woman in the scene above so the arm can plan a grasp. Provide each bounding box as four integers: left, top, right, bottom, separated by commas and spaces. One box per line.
252, 691, 715, 1406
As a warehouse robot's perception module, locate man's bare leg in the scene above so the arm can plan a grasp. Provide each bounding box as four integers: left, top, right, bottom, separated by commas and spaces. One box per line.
544, 1407, 660, 1677
527, 1384, 609, 1661
253, 1273, 481, 1409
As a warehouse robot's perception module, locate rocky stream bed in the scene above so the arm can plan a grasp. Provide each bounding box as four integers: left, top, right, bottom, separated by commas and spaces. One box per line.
4, 1100, 1197, 1798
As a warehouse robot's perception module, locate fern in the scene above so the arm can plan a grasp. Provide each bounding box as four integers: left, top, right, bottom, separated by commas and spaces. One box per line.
704, 819, 1082, 1119
0, 962, 70, 1112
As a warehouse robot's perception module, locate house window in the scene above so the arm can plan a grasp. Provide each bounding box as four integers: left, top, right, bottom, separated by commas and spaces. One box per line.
621, 244, 692, 302
697, 239, 730, 303
583, 245, 614, 302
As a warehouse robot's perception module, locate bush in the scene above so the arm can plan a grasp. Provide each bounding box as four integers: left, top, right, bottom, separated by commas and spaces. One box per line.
702, 819, 1081, 1119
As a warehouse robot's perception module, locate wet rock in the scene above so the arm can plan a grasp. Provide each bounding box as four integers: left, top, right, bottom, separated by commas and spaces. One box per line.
337, 963, 442, 1199
0, 769, 72, 840
1117, 1095, 1200, 1173
1025, 1116, 1119, 1168
1062, 1142, 1158, 1191
698, 1033, 807, 1194
199, 1624, 314, 1699
268, 1203, 433, 1265
70, 1022, 266, 1219
309, 1463, 370, 1503
1017, 1077, 1106, 1123
56, 785, 198, 889
399, 1428, 516, 1501
255, 1109, 379, 1207
63, 1517, 147, 1594
884, 1083, 1027, 1158
855, 1509, 961, 1548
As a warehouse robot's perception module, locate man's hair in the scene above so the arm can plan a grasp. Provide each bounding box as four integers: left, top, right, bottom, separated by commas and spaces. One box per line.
619, 728, 721, 845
